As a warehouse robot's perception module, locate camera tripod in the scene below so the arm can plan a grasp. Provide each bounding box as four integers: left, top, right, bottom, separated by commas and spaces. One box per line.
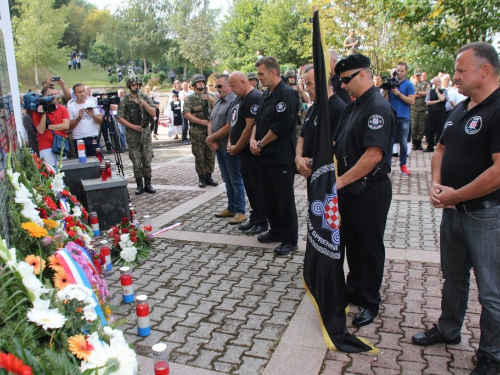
98, 108, 124, 177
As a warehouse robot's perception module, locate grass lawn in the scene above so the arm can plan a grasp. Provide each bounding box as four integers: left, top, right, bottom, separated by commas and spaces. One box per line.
18, 61, 173, 93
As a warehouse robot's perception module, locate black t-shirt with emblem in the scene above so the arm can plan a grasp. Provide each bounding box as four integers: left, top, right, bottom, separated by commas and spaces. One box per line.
229, 89, 262, 158
440, 87, 500, 205
255, 81, 298, 165
333, 85, 396, 178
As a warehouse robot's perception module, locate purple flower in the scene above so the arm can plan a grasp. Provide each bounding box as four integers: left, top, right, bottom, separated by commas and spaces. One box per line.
42, 236, 52, 246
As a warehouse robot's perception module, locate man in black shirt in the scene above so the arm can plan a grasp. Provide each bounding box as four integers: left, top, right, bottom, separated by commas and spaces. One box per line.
296, 65, 346, 183
250, 56, 299, 256
332, 53, 396, 327
412, 42, 500, 375
227, 71, 268, 235
329, 49, 352, 105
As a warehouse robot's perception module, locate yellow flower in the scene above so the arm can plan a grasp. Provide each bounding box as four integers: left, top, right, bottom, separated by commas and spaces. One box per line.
48, 255, 64, 273
24, 254, 46, 275
43, 219, 58, 229
21, 222, 48, 238
53, 271, 70, 290
68, 334, 91, 361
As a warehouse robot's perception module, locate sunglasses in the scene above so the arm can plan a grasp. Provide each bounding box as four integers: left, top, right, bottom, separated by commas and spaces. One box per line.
339, 69, 365, 84
215, 84, 224, 89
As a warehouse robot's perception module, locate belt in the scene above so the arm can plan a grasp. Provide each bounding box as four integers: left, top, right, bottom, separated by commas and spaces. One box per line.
454, 199, 500, 213
77, 136, 99, 141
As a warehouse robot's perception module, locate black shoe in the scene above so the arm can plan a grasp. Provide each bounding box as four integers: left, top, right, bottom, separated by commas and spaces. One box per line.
183, 139, 189, 145
245, 225, 268, 235
257, 231, 283, 243
411, 324, 461, 346
135, 178, 144, 195
471, 357, 500, 375
205, 173, 218, 187
423, 148, 434, 153
198, 174, 206, 188
144, 177, 156, 194
238, 221, 254, 231
352, 308, 377, 327
274, 243, 298, 256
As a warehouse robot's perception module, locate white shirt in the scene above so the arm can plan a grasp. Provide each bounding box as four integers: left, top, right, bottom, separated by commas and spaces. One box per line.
447, 87, 467, 108
68, 99, 100, 139
179, 89, 194, 109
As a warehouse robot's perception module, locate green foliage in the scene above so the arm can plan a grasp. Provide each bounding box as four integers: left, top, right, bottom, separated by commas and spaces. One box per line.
59, 2, 86, 50
109, 74, 119, 84
88, 41, 117, 69
157, 70, 167, 83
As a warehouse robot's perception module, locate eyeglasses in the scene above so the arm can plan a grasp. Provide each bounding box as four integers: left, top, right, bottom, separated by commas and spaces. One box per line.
339, 69, 365, 84
215, 84, 224, 89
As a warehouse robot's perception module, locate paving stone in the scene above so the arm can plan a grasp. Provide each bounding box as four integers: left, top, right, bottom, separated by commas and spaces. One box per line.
188, 349, 221, 369
217, 345, 247, 365
399, 361, 427, 375
424, 354, 453, 374
204, 332, 234, 351
244, 338, 275, 359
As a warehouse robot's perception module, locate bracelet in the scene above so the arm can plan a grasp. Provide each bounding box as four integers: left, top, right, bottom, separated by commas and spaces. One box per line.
397, 93, 401, 98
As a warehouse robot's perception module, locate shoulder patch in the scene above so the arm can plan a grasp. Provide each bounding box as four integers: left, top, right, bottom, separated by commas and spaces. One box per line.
368, 115, 384, 130
230, 104, 239, 126
250, 104, 259, 115
276, 102, 286, 113
465, 116, 482, 135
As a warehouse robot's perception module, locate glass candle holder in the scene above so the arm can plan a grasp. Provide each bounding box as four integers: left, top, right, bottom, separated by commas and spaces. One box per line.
143, 215, 152, 232
152, 343, 169, 375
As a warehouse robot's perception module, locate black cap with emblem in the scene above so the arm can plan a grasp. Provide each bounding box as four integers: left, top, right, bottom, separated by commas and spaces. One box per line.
335, 53, 371, 75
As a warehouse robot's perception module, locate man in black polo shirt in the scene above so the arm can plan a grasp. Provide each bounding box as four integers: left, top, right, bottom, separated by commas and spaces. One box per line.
332, 53, 396, 327
412, 42, 500, 375
250, 56, 299, 256
227, 71, 268, 235
296, 64, 346, 185
328, 49, 352, 105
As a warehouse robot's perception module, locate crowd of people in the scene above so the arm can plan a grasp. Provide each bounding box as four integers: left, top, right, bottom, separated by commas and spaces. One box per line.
18, 40, 500, 374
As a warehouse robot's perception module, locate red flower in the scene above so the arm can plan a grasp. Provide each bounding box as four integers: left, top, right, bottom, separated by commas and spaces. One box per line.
130, 224, 136, 229
61, 190, 70, 197
82, 207, 88, 220
129, 229, 137, 236
70, 195, 79, 203
131, 236, 138, 244
114, 235, 120, 243
93, 259, 102, 274
36, 163, 41, 170
36, 208, 48, 219
121, 218, 129, 224
67, 229, 76, 237
74, 239, 84, 247
41, 172, 48, 178
43, 196, 57, 210
0, 352, 33, 375
121, 228, 129, 234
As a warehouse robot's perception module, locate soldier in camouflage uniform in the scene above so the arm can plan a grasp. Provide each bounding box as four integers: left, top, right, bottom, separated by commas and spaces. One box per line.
411, 68, 430, 151
283, 70, 310, 144
183, 74, 217, 188
117, 76, 157, 195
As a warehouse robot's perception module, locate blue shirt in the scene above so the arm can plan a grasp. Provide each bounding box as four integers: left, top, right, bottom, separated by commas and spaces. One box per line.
389, 78, 415, 119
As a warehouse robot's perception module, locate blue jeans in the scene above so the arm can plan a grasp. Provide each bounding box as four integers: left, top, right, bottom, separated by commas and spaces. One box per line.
73, 137, 100, 157
438, 207, 500, 362
182, 118, 189, 141
216, 150, 245, 214
119, 124, 127, 149
394, 117, 410, 166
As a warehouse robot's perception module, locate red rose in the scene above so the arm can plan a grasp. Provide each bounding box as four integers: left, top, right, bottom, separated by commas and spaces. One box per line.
121, 228, 129, 234
36, 208, 48, 219
74, 239, 84, 247
129, 229, 136, 236
114, 235, 120, 242
121, 218, 129, 224
131, 236, 138, 244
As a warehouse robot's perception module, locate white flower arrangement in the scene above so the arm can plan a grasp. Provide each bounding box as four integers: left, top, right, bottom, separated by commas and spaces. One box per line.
119, 247, 137, 263
51, 172, 65, 195
57, 284, 98, 322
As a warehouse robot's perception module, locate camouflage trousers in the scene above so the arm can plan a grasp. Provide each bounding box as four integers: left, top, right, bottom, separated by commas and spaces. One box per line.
411, 109, 427, 141
126, 125, 154, 179
190, 124, 215, 174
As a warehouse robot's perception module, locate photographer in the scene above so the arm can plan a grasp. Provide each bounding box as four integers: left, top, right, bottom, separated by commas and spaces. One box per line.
42, 76, 71, 106
32, 86, 70, 167
68, 83, 103, 157
384, 62, 415, 175
422, 77, 448, 153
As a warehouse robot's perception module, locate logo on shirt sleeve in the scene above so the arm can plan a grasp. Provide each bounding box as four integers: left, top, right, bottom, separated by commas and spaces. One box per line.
443, 121, 453, 130
368, 115, 384, 130
250, 104, 259, 115
465, 116, 482, 134
230, 104, 239, 127
276, 102, 286, 113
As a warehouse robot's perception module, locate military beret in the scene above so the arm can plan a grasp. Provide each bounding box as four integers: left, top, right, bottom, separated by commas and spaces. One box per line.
335, 53, 371, 75
247, 72, 258, 80
414, 68, 423, 75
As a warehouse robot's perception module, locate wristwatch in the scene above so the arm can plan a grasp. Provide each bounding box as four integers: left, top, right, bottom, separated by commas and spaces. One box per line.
397, 93, 401, 98
257, 140, 262, 148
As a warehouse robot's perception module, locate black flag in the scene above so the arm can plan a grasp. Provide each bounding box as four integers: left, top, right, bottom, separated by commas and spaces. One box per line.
302, 6, 376, 353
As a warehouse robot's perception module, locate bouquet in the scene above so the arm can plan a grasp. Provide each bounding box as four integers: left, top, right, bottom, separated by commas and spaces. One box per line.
107, 217, 153, 267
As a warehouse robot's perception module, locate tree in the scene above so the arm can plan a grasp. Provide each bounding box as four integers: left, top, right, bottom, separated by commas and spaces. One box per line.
88, 40, 117, 69
12, 0, 68, 87
114, 0, 172, 73
80, 9, 115, 54
59, 1, 87, 50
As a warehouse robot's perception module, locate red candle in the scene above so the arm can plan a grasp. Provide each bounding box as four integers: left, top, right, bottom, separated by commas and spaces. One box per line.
100, 165, 107, 181
154, 361, 169, 375
105, 161, 112, 178
95, 148, 103, 162
144, 225, 153, 232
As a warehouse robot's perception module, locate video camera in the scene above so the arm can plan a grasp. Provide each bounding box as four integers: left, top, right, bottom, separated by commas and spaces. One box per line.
92, 91, 120, 111
381, 71, 400, 91
23, 92, 57, 113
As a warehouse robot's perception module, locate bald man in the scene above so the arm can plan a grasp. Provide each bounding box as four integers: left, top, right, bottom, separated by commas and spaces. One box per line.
228, 71, 268, 235
328, 49, 352, 104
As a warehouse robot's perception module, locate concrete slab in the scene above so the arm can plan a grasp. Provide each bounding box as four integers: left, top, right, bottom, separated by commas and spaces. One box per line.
137, 355, 223, 375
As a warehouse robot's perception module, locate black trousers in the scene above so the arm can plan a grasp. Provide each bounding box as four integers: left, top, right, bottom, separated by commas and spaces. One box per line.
426, 111, 447, 149
339, 175, 392, 314
260, 163, 298, 245
240, 156, 267, 227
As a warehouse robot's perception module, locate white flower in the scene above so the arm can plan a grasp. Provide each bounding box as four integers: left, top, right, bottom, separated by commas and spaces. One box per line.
22, 274, 44, 291
7, 170, 20, 189
72, 205, 82, 218
51, 172, 65, 195
31, 287, 51, 300
33, 298, 51, 311
80, 338, 138, 375
120, 247, 137, 263
83, 306, 97, 321
27, 307, 67, 330
120, 233, 130, 243
17, 261, 34, 278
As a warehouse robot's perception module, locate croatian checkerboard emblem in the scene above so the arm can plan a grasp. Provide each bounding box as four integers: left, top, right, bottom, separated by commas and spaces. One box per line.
465, 116, 482, 135
276, 102, 286, 112
368, 115, 384, 130
311, 184, 340, 245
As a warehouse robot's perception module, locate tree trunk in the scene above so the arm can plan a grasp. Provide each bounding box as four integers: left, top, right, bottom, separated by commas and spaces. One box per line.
143, 57, 147, 75
35, 64, 39, 88
183, 62, 187, 80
